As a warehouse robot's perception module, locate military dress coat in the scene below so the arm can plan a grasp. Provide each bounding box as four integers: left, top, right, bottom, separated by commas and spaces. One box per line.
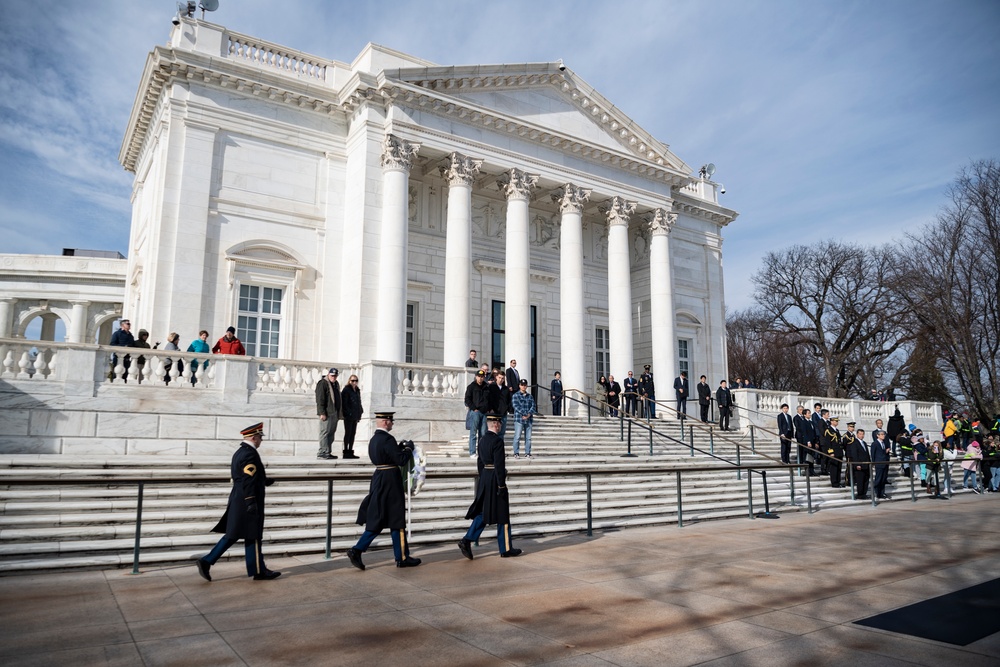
465, 430, 510, 525
356, 429, 413, 532
212, 442, 268, 541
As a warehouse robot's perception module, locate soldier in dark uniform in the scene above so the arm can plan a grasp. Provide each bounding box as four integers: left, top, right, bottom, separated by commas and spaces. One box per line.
795, 407, 818, 476
457, 414, 523, 560
196, 422, 280, 582
813, 409, 830, 474
823, 416, 844, 488
638, 364, 656, 419
346, 411, 421, 570
842, 421, 858, 487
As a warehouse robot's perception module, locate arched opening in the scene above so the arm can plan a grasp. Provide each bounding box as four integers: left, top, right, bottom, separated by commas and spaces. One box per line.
21, 312, 67, 342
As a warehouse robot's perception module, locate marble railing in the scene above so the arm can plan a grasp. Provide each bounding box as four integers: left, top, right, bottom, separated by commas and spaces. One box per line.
0, 339, 60, 380
733, 388, 942, 435
226, 31, 329, 81
395, 364, 466, 398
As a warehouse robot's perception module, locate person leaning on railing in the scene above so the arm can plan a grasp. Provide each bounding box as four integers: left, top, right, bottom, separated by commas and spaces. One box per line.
186, 330, 210, 386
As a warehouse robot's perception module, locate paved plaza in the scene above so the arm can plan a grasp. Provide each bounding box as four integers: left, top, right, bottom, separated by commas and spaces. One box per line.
1, 494, 998, 666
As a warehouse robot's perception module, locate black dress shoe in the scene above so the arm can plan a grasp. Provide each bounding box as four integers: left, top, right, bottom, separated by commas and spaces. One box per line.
346, 548, 365, 571
500, 548, 523, 558
253, 570, 281, 580
317, 454, 337, 460
396, 556, 422, 568
457, 539, 474, 561
196, 558, 212, 582
343, 452, 360, 459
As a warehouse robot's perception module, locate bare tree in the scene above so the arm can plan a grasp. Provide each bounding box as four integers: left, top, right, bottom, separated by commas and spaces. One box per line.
751, 242, 911, 397
727, 308, 823, 393
891, 160, 1000, 419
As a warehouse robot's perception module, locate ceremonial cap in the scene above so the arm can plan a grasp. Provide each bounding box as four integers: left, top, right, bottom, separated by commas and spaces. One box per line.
830, 416, 840, 422
241, 422, 264, 437
643, 364, 651, 370
374, 411, 395, 420
486, 414, 503, 423
847, 421, 856, 426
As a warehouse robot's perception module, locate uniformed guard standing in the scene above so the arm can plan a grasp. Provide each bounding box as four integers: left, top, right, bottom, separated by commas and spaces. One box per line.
196, 422, 280, 582
458, 414, 523, 560
823, 416, 844, 488
638, 364, 656, 419
842, 421, 858, 485
346, 411, 421, 570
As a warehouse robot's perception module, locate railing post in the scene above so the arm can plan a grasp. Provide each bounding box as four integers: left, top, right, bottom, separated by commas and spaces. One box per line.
619, 410, 624, 441
750, 425, 755, 453
688, 424, 694, 456
587, 396, 592, 426
325, 479, 333, 559
586, 473, 593, 537
789, 468, 796, 506
709, 429, 714, 456
131, 482, 144, 575
871, 463, 878, 507
736, 445, 742, 480
806, 471, 813, 514
622, 419, 636, 458
747, 471, 754, 519
675, 470, 683, 527
910, 467, 917, 502
848, 463, 856, 501
649, 422, 654, 456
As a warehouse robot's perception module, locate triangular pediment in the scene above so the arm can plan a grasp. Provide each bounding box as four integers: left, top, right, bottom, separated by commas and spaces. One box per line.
380, 64, 690, 176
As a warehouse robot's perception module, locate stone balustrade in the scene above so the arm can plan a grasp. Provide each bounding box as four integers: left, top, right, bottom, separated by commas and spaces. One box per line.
226, 31, 330, 81
733, 388, 942, 435
395, 364, 465, 398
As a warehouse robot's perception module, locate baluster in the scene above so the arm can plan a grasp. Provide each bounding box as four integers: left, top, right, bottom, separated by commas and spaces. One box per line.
47, 350, 57, 379
180, 356, 193, 385
167, 359, 181, 387
32, 348, 48, 379
153, 358, 166, 384
279, 365, 292, 391
419, 372, 430, 396
431, 373, 442, 396
17, 351, 32, 379
292, 366, 303, 393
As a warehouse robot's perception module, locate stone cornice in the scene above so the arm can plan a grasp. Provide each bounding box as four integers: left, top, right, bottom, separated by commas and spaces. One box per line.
671, 191, 739, 227
472, 259, 557, 283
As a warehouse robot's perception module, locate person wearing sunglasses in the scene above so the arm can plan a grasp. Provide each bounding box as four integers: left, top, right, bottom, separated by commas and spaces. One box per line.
341, 375, 363, 459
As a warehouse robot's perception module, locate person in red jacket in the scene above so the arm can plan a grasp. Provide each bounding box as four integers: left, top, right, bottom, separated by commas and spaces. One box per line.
212, 326, 246, 355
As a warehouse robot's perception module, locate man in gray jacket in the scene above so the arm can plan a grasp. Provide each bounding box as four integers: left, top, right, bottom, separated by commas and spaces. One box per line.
316, 367, 342, 460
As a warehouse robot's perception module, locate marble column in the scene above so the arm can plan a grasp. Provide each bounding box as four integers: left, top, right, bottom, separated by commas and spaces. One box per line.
442, 153, 482, 368
499, 168, 538, 384
40, 313, 58, 341
649, 208, 678, 415
605, 196, 637, 382
68, 300, 89, 343
0, 298, 15, 338
556, 184, 591, 413
375, 134, 420, 362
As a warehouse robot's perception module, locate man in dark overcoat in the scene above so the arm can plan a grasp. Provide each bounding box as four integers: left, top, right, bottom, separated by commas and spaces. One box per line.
346, 411, 420, 570
716, 380, 733, 431
550, 371, 563, 416
638, 364, 656, 419
458, 415, 523, 560
315, 367, 342, 459
196, 422, 280, 581
696, 375, 712, 423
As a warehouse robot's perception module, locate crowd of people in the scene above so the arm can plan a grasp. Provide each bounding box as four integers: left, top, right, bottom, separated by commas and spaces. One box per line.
107, 319, 246, 384
777, 403, 1000, 499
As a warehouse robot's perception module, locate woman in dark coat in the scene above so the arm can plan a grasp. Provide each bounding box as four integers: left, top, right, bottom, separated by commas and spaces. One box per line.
341, 374, 364, 459
346, 412, 420, 570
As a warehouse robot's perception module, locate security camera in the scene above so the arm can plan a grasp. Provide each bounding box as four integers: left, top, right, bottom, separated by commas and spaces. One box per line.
557, 59, 566, 72
720, 184, 726, 194
172, 13, 181, 25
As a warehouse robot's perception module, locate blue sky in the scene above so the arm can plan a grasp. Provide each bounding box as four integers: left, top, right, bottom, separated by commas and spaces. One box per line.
1, 0, 998, 309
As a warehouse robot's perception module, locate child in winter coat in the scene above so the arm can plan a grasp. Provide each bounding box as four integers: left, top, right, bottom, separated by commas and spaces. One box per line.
962, 441, 983, 493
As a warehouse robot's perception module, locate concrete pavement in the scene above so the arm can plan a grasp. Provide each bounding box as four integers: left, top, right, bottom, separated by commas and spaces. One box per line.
2, 493, 999, 666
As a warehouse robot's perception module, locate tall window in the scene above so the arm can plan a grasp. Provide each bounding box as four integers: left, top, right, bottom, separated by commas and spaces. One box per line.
237, 284, 282, 358
595, 326, 610, 379
678, 338, 691, 376
491, 300, 537, 383
405, 302, 417, 363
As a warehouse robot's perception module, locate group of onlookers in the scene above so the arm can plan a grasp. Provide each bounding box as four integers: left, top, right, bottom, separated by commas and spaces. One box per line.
108, 319, 246, 384
779, 402, 1000, 499
464, 355, 537, 460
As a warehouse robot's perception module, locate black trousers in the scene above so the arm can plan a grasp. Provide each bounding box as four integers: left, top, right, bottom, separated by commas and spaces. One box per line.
828, 459, 842, 487
700, 403, 709, 422
853, 465, 869, 497
780, 437, 792, 464
343, 419, 358, 451
719, 407, 730, 430
873, 463, 889, 497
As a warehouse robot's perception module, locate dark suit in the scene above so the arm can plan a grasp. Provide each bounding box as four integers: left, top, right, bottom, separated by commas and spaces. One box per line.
777, 410, 794, 464
607, 381, 622, 417
550, 378, 563, 415
849, 438, 872, 498
794, 414, 816, 474
505, 366, 520, 414
716, 386, 733, 430
811, 413, 827, 471
673, 375, 689, 419
697, 381, 712, 422
623, 376, 639, 416
871, 436, 891, 498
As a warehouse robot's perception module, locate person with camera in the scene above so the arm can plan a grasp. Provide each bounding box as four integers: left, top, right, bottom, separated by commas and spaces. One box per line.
346, 411, 421, 570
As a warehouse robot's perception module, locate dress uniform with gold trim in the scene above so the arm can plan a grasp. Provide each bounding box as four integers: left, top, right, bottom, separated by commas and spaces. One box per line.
823, 417, 845, 488
196, 422, 280, 581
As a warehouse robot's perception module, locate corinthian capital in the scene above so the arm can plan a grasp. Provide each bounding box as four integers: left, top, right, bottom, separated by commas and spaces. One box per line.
553, 183, 592, 213
602, 196, 637, 227
442, 152, 483, 187
648, 208, 677, 236
381, 134, 421, 172
497, 168, 539, 201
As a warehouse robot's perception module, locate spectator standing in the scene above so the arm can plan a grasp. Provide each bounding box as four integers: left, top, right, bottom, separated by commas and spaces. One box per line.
213, 326, 246, 355
607, 375, 622, 418
697, 375, 711, 423
982, 435, 998, 492
595, 376, 609, 417
346, 411, 421, 570
638, 365, 656, 419
716, 380, 733, 431
162, 332, 183, 384
777, 403, 794, 465
186, 330, 210, 386
504, 360, 520, 414
458, 414, 523, 560
195, 422, 280, 582
465, 349, 479, 369
133, 328, 152, 383
795, 407, 818, 476
315, 368, 342, 460
464, 370, 490, 458
850, 428, 871, 499
673, 371, 689, 420
872, 430, 892, 499
489, 370, 510, 439
109, 318, 135, 381
511, 379, 537, 459
926, 440, 944, 495
623, 371, 639, 417
962, 441, 983, 493
823, 416, 844, 488
341, 374, 363, 459
942, 440, 958, 495
550, 371, 563, 416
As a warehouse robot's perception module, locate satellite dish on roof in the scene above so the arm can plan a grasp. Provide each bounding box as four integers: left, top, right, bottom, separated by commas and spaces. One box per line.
706, 163, 716, 178
200, 0, 219, 10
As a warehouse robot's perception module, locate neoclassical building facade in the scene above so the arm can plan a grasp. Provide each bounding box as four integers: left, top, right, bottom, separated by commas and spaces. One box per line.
117, 18, 737, 398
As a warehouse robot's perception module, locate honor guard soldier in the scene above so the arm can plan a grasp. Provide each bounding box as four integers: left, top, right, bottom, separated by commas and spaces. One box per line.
823, 416, 845, 488
842, 421, 858, 483
638, 365, 656, 419
346, 411, 421, 570
196, 422, 280, 582
458, 414, 522, 560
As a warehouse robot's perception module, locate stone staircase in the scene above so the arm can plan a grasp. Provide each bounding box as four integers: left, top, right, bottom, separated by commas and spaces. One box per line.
0, 415, 916, 573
